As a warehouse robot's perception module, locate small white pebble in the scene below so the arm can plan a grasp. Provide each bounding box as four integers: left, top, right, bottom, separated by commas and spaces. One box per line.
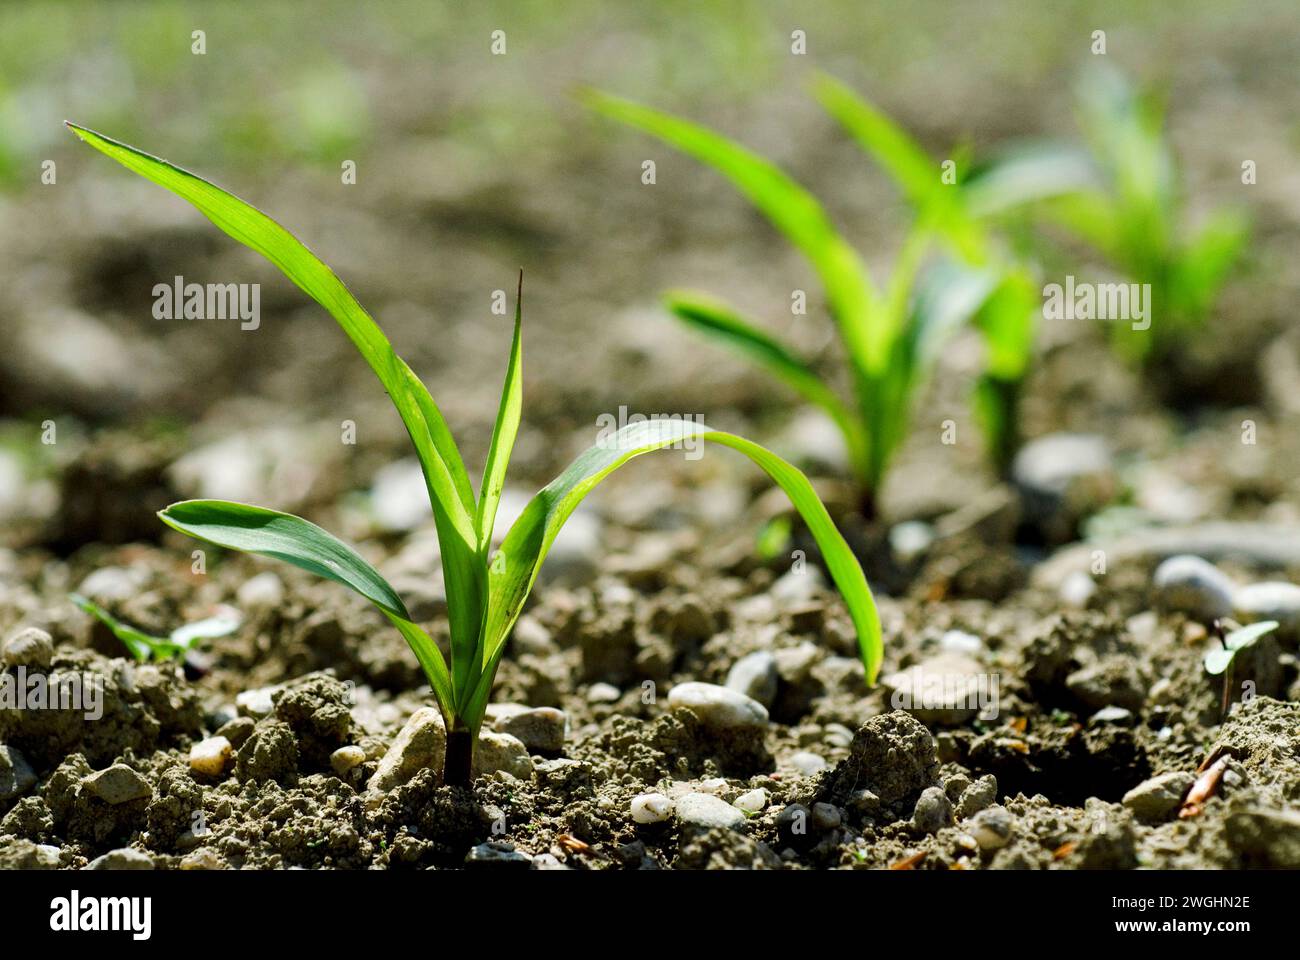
587, 682, 621, 703
789, 751, 827, 777
330, 745, 366, 776
733, 788, 768, 813
697, 777, 728, 795
630, 792, 673, 824
189, 736, 232, 777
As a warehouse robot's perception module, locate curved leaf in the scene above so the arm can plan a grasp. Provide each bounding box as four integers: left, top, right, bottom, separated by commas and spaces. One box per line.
476, 272, 524, 554
665, 290, 868, 478
1203, 646, 1233, 677
464, 419, 882, 729
159, 500, 411, 620
584, 91, 883, 377
169, 611, 242, 648
1225, 620, 1278, 652
66, 123, 485, 670
70, 594, 163, 661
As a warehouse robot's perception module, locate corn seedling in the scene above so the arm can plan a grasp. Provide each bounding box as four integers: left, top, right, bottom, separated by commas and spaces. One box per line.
1204, 618, 1278, 719
1045, 64, 1249, 364
808, 74, 1087, 474
587, 88, 1048, 513
66, 122, 882, 786
71, 593, 240, 663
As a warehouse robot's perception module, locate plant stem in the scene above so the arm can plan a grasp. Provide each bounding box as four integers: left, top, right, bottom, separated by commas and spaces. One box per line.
444, 726, 473, 787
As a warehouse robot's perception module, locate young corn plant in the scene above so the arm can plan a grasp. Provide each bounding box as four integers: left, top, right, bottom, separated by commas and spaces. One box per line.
586, 89, 1045, 514
71, 593, 240, 663
808, 74, 1078, 475
66, 122, 882, 787
1204, 619, 1278, 720
1045, 64, 1249, 365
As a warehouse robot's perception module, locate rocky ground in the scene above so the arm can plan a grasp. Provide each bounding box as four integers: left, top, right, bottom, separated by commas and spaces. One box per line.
3, 441, 1300, 869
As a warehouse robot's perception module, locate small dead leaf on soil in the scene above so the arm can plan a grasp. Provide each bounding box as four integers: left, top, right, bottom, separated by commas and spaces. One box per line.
890, 850, 927, 870
1009, 716, 1028, 733
1180, 755, 1230, 819
555, 833, 592, 855
1053, 841, 1077, 860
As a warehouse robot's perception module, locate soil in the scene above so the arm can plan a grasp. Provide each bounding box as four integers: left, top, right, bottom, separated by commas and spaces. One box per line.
2, 1, 1299, 871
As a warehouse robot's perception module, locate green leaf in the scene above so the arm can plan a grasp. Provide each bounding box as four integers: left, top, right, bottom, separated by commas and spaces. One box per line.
584, 91, 883, 376
464, 418, 882, 731
66, 122, 485, 685
811, 73, 941, 216
159, 500, 411, 620
386, 613, 455, 719
476, 271, 524, 554
665, 290, 868, 478
1203, 646, 1233, 676
963, 142, 1098, 218
169, 611, 242, 649
1225, 620, 1278, 652
70, 594, 167, 662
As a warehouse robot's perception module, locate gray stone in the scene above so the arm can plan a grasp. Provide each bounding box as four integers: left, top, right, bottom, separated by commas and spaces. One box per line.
367, 707, 446, 795
1122, 771, 1194, 822
473, 731, 533, 780
630, 792, 673, 824
82, 764, 151, 805
587, 682, 621, 703
676, 792, 745, 830
967, 805, 1014, 850
492, 707, 567, 754
666, 682, 768, 732
771, 565, 825, 604
912, 786, 953, 835
1153, 555, 1235, 622
725, 651, 779, 708
1013, 432, 1116, 542
811, 801, 842, 831
1065, 658, 1146, 712
0, 745, 37, 801
2, 627, 53, 670
235, 572, 284, 609
789, 751, 827, 777
465, 841, 532, 869
1089, 706, 1136, 726
86, 848, 154, 870
329, 745, 366, 776
882, 653, 989, 726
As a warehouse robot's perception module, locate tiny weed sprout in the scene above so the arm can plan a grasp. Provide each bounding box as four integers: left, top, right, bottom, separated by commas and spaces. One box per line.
66, 122, 882, 787
1046, 64, 1249, 364
71, 593, 240, 663
1204, 618, 1278, 719
586, 84, 1052, 510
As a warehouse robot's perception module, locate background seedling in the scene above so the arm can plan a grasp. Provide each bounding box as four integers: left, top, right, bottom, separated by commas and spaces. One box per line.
1204, 618, 1278, 719
587, 85, 1066, 512
810, 74, 1087, 474
66, 122, 883, 787
1041, 64, 1249, 365
71, 592, 240, 663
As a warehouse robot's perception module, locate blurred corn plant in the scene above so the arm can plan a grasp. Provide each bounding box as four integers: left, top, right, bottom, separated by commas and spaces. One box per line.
808, 74, 1089, 476
587, 82, 1079, 513
1043, 64, 1249, 365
